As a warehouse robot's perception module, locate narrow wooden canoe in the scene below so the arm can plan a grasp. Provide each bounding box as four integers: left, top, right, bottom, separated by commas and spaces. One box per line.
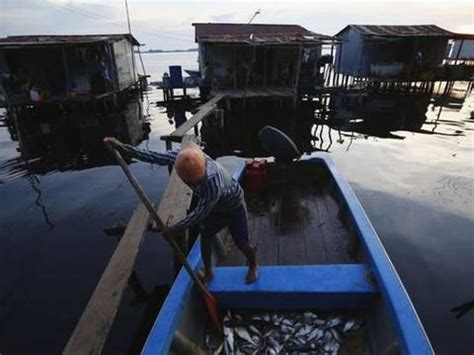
142, 156, 433, 354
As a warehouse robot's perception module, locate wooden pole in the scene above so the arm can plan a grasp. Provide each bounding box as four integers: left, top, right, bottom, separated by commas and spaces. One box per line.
62, 47, 70, 97
292, 46, 303, 108
233, 47, 237, 89
327, 43, 334, 87
454, 39, 464, 65
263, 46, 268, 88
336, 42, 343, 88
124, 0, 132, 34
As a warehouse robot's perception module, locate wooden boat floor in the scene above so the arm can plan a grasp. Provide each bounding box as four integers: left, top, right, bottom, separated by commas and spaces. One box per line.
220, 165, 358, 266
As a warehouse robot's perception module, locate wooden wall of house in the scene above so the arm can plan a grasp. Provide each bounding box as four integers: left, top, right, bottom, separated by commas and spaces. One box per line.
335, 28, 365, 76
299, 45, 323, 90
0, 52, 8, 104
198, 43, 317, 89
113, 39, 136, 90
336, 28, 450, 78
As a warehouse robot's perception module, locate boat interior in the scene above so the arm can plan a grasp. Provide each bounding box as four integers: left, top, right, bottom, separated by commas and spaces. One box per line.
167, 159, 402, 354
221, 161, 362, 266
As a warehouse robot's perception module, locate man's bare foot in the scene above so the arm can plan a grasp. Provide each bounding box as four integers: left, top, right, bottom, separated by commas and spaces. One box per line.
198, 270, 215, 286
245, 265, 258, 284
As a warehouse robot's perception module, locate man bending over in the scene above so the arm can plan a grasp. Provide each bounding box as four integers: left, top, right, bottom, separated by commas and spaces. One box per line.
104, 137, 258, 284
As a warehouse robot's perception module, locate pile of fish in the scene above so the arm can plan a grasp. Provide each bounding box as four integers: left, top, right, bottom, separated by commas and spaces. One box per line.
213, 310, 362, 354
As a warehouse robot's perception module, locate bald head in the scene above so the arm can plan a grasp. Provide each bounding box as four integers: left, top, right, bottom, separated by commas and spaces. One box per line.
175, 145, 206, 185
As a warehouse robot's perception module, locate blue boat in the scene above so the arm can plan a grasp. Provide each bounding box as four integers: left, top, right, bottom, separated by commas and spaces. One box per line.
142, 156, 433, 354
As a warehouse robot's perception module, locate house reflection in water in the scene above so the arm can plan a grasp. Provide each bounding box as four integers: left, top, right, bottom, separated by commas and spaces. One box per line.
327, 93, 432, 138
1, 97, 150, 182
196, 92, 462, 157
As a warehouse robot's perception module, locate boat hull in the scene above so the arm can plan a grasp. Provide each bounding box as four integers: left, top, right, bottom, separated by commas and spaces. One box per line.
142, 156, 433, 355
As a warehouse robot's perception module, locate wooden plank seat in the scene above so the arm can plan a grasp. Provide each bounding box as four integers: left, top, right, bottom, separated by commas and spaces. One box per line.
208, 264, 378, 310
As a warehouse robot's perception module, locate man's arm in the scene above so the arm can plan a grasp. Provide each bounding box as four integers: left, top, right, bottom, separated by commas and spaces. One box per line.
119, 143, 179, 166
169, 176, 221, 232
104, 136, 179, 165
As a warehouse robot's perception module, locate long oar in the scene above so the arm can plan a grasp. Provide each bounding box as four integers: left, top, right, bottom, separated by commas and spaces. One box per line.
111, 148, 222, 332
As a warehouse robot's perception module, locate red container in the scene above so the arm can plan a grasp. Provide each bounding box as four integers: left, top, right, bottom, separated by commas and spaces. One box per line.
244, 159, 268, 191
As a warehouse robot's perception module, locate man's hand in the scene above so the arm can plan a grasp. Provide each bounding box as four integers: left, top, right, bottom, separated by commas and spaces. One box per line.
103, 137, 122, 151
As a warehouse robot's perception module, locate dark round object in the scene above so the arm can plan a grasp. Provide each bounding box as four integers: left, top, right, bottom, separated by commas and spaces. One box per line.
258, 125, 301, 162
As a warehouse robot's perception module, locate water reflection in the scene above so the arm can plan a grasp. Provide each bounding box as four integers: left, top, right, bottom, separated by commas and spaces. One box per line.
171, 92, 468, 157
0, 98, 150, 183
0, 92, 169, 355
328, 94, 431, 137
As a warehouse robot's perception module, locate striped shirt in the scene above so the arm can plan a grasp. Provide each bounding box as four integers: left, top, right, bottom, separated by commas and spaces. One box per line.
119, 144, 244, 232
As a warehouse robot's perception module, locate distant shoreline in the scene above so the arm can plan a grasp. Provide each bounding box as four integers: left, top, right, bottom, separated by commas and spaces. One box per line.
138, 49, 198, 54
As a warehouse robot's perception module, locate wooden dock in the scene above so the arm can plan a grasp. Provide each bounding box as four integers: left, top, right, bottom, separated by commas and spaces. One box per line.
157, 135, 196, 268
213, 87, 293, 98
63, 136, 196, 355
161, 93, 225, 145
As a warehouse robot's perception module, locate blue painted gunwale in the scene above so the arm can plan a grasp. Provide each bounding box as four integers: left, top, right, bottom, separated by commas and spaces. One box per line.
141, 237, 202, 354
142, 156, 434, 355
309, 156, 433, 355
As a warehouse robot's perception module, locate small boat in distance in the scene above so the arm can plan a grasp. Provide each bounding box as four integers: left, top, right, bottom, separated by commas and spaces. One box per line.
142, 156, 434, 354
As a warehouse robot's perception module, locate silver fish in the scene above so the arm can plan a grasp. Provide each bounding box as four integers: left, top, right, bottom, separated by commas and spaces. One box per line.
251, 335, 261, 346
249, 325, 261, 336
224, 310, 231, 322
295, 327, 307, 338
234, 327, 257, 345
343, 319, 355, 332
295, 336, 306, 345
330, 328, 342, 343
223, 326, 234, 355
219, 310, 363, 354
213, 343, 223, 355
307, 328, 323, 342
314, 319, 326, 326
303, 311, 315, 322
263, 330, 274, 338
327, 316, 342, 327
267, 337, 281, 351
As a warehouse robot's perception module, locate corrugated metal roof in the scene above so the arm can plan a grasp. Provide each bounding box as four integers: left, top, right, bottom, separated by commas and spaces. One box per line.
336, 24, 456, 38
454, 33, 474, 41
0, 34, 140, 47
192, 23, 334, 45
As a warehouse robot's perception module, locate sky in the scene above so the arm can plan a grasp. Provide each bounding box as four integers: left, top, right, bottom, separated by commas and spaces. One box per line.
0, 0, 473, 50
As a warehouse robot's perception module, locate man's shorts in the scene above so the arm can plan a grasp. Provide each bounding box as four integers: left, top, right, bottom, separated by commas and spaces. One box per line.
200, 203, 250, 248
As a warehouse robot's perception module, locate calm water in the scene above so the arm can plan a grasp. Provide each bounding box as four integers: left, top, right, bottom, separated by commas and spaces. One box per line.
0, 52, 473, 354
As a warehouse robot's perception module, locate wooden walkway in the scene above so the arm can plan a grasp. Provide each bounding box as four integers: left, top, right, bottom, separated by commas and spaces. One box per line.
213, 87, 294, 98
63, 136, 196, 355
161, 93, 225, 144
